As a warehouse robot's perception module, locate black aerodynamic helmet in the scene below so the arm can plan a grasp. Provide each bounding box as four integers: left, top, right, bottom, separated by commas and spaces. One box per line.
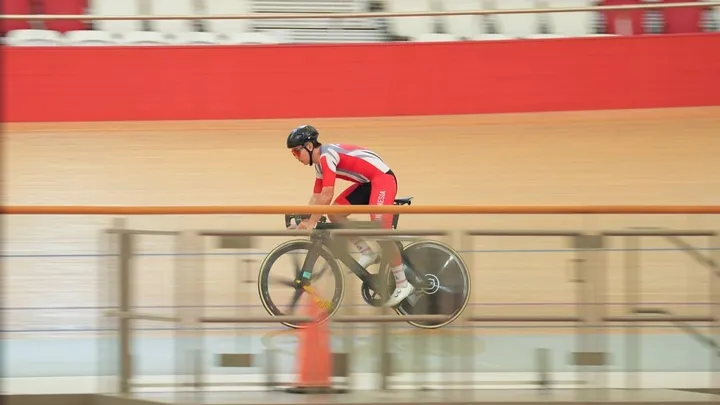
286, 125, 320, 149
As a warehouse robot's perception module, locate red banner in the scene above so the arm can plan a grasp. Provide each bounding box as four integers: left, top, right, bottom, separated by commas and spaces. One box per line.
5, 33, 720, 122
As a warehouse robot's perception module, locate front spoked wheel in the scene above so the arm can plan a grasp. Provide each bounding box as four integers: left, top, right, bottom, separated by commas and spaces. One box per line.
257, 240, 345, 329
393, 240, 471, 329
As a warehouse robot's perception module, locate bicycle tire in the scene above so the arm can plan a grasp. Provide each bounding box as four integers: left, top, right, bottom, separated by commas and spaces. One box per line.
394, 240, 471, 329
257, 239, 345, 329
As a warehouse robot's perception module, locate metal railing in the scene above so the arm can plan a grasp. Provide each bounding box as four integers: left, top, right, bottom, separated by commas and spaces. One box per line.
4, 205, 720, 404
60, 206, 717, 404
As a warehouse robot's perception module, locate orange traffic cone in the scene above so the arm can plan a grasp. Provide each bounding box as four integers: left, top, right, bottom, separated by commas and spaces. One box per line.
285, 295, 346, 394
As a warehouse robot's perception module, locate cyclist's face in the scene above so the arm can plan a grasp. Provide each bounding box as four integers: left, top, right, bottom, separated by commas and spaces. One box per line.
291, 143, 312, 165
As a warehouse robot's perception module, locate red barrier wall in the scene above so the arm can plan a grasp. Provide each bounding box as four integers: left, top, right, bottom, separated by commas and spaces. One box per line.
5, 33, 720, 122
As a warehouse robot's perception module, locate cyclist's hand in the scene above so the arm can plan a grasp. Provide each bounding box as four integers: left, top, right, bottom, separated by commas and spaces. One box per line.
296, 220, 313, 230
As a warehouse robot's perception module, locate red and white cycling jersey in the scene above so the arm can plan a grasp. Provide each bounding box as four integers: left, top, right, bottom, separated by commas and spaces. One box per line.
313, 144, 391, 193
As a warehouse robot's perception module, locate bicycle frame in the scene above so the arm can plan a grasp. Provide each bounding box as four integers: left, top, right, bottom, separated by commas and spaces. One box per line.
299, 224, 429, 290
286, 198, 427, 290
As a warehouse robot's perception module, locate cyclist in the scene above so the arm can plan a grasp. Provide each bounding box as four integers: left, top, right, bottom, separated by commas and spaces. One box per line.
286, 124, 414, 308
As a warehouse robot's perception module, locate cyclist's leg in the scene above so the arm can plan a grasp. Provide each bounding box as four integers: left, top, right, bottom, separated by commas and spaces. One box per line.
330, 183, 377, 267
327, 183, 361, 225
368, 174, 415, 307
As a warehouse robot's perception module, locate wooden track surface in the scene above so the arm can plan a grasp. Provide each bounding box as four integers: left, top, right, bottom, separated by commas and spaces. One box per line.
5, 107, 720, 333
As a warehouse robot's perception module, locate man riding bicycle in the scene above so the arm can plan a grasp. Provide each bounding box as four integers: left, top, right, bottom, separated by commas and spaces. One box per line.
286, 124, 414, 308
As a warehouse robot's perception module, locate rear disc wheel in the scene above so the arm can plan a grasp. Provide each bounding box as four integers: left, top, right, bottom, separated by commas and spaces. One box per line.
393, 240, 471, 329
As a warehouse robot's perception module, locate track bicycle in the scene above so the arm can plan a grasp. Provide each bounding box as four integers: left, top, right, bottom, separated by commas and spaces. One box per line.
257, 196, 471, 329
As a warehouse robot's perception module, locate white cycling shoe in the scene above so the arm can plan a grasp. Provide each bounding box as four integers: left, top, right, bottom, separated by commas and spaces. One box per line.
383, 283, 415, 307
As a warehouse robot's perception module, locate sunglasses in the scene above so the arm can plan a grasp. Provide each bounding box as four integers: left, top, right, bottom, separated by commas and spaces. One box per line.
291, 146, 304, 158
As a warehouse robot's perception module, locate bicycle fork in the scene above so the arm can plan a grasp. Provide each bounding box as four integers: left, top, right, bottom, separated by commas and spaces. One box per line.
293, 241, 339, 312
302, 285, 333, 311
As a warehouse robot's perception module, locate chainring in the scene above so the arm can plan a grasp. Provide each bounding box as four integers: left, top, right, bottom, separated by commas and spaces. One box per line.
360, 273, 395, 307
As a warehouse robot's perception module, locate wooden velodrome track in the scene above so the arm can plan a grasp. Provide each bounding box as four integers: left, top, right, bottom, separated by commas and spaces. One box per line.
4, 106, 720, 335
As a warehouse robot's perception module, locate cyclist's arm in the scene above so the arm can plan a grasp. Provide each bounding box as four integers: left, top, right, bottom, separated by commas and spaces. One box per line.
309, 178, 323, 205
307, 186, 334, 228
308, 181, 321, 205
289, 181, 322, 229
306, 153, 338, 227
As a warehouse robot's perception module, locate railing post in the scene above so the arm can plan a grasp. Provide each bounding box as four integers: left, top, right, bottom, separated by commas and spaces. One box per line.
536, 347, 551, 393
379, 306, 391, 391
265, 346, 279, 389
711, 234, 720, 391
624, 235, 641, 391
117, 219, 133, 395
175, 230, 197, 403
340, 258, 357, 392
572, 233, 607, 401
192, 231, 205, 403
